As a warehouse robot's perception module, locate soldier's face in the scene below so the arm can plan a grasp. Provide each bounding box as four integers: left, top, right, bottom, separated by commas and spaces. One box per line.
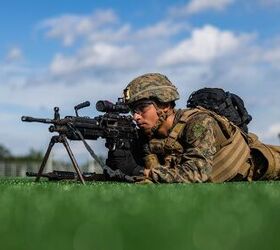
132, 103, 159, 134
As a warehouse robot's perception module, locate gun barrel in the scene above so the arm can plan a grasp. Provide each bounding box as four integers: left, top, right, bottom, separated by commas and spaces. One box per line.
21, 116, 54, 124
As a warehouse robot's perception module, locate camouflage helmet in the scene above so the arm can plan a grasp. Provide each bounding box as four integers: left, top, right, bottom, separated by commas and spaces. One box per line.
123, 73, 180, 105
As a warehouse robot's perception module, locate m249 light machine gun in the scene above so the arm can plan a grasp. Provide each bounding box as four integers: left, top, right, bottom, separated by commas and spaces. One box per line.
21, 99, 138, 184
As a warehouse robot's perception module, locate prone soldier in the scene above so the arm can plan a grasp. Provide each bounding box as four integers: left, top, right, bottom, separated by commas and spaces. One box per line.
106, 73, 280, 183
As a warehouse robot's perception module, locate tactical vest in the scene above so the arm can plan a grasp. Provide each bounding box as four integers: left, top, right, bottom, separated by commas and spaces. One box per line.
147, 107, 280, 182
167, 107, 251, 182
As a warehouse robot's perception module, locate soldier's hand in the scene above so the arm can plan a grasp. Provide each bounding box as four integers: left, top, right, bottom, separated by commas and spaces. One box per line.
106, 149, 139, 176
143, 168, 151, 177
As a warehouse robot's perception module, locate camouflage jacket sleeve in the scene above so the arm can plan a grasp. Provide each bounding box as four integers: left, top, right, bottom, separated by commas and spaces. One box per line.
147, 113, 219, 183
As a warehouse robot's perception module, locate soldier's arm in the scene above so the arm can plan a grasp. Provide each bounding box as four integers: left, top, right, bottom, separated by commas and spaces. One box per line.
146, 113, 219, 183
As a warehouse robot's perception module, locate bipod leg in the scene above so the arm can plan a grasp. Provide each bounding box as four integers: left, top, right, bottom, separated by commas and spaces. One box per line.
36, 136, 57, 182
61, 136, 86, 185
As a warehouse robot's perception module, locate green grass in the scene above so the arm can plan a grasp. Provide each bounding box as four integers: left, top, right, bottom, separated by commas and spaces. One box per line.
1, 179, 280, 250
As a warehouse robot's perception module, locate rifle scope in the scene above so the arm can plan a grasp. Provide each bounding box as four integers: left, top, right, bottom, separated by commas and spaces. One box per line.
96, 100, 130, 114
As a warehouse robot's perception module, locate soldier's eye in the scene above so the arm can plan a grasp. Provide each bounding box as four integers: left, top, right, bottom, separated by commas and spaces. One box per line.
131, 104, 151, 115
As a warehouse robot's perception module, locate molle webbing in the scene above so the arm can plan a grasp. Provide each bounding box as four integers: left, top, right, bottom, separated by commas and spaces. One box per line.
165, 109, 200, 150
210, 127, 250, 182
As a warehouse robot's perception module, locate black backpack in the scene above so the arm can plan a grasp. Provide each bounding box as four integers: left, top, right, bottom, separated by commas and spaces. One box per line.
186, 88, 252, 133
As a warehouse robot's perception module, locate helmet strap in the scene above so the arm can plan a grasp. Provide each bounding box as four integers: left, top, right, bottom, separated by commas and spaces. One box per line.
150, 103, 174, 138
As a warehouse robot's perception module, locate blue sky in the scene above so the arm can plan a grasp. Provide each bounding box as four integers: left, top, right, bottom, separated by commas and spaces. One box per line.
1, 0, 280, 161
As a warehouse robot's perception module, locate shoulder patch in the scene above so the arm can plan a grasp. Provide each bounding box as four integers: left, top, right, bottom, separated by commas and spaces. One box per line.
192, 124, 207, 139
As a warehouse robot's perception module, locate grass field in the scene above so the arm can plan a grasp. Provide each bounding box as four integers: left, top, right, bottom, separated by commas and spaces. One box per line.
0, 179, 280, 250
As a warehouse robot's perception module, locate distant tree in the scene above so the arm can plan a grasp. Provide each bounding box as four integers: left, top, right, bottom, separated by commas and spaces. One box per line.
0, 144, 44, 162
0, 144, 12, 159
26, 149, 44, 161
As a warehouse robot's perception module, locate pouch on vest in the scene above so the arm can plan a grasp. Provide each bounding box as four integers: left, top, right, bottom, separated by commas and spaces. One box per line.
248, 133, 280, 180
210, 127, 251, 183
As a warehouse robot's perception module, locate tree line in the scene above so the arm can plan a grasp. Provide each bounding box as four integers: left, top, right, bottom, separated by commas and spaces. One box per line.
0, 144, 43, 162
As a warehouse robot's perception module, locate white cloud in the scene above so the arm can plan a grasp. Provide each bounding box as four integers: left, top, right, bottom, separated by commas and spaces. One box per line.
6, 47, 23, 62
39, 9, 118, 46
47, 19, 190, 76
0, 74, 124, 109
187, 0, 234, 13
135, 20, 189, 39
88, 24, 131, 43
39, 10, 192, 46
170, 0, 234, 16
50, 43, 140, 75
158, 25, 245, 66
258, 123, 280, 141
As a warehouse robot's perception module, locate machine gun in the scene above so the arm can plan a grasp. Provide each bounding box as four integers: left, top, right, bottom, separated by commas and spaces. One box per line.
21, 98, 137, 184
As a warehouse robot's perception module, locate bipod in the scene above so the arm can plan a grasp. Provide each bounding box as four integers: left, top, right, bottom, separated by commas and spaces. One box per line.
35, 134, 86, 184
